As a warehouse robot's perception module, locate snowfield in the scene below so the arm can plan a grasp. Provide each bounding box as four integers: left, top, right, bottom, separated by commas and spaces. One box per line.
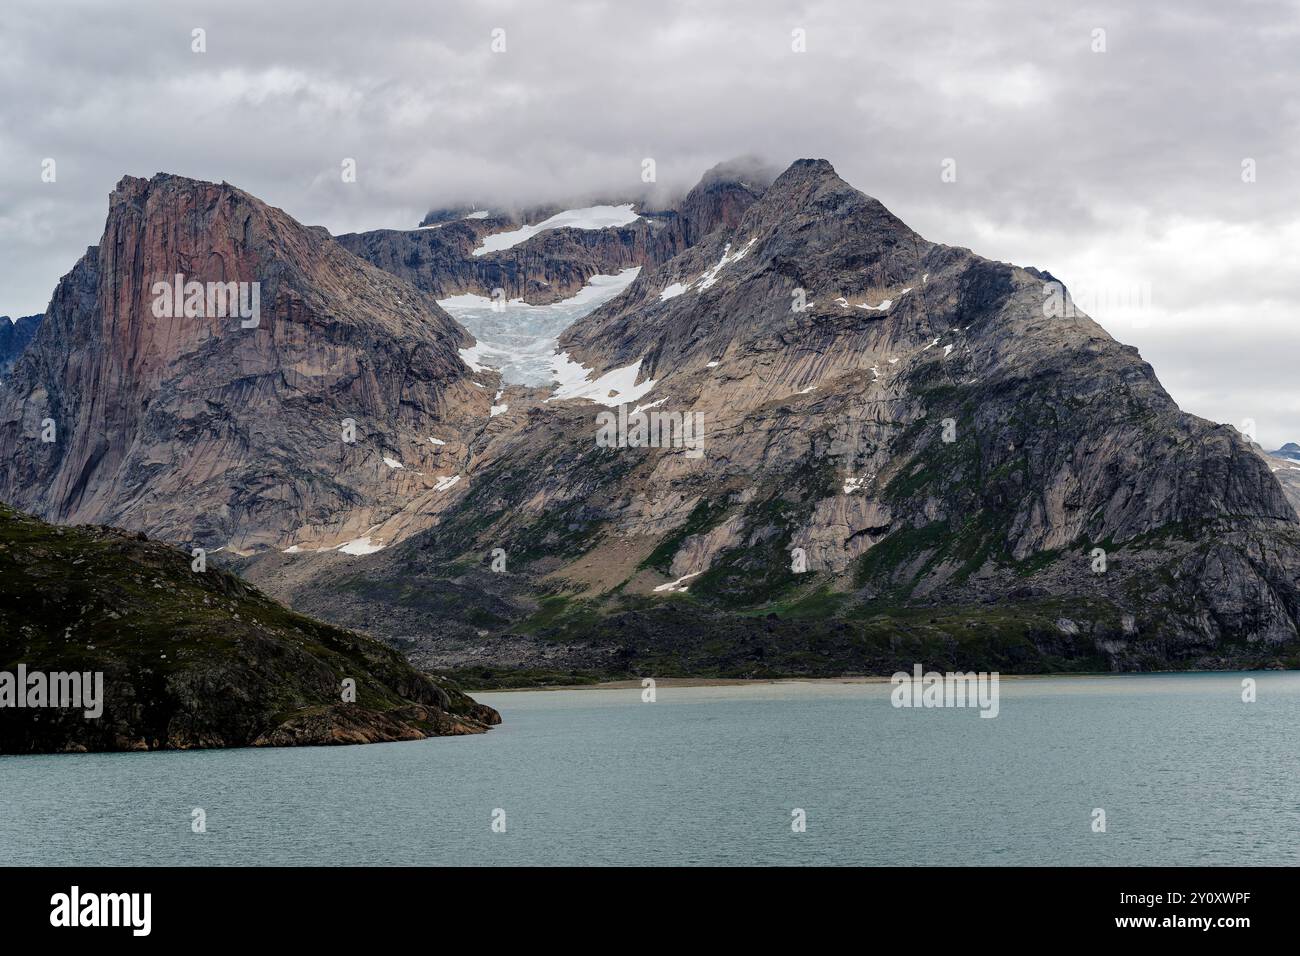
471, 204, 641, 257
443, 268, 639, 386
547, 355, 656, 407
338, 536, 384, 556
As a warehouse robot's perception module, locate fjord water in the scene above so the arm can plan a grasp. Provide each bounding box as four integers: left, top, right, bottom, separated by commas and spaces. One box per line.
2, 673, 1296, 866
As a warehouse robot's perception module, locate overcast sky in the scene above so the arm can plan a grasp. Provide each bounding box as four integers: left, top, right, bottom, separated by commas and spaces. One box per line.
1, 0, 1296, 446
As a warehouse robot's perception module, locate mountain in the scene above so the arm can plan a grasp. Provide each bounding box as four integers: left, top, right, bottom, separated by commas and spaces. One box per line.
5, 159, 1298, 682
1259, 442, 1300, 517
335, 159, 771, 306
0, 313, 43, 377
241, 159, 1300, 679
0, 173, 494, 554
0, 504, 498, 753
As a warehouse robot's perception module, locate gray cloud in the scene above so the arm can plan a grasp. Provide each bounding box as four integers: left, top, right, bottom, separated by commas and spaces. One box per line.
1, 0, 1296, 444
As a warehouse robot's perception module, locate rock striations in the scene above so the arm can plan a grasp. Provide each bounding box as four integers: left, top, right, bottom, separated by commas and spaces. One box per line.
335, 161, 768, 305
0, 174, 494, 554
252, 159, 1300, 677
4, 158, 1299, 683
0, 314, 43, 377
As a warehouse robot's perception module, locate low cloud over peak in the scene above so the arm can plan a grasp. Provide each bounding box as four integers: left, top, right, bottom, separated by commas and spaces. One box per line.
1, 0, 1295, 444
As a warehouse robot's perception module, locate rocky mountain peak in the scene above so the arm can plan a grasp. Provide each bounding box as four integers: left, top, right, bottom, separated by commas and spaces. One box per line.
676, 158, 769, 245
781, 156, 838, 177
7, 159, 1300, 681
765, 157, 866, 202
756, 157, 917, 245
0, 313, 43, 377
338, 159, 771, 307
558, 156, 933, 386
697, 155, 780, 186
1271, 442, 1300, 460
0, 172, 490, 553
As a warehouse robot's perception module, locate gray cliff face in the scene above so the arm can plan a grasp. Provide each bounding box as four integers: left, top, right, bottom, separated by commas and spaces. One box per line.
0, 313, 43, 377
5, 160, 1297, 679
0, 174, 492, 553
560, 158, 1295, 551
244, 159, 1300, 676
1258, 442, 1300, 517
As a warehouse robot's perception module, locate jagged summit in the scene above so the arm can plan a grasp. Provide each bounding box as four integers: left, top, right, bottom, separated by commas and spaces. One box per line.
783, 156, 837, 175
0, 313, 42, 377
5, 158, 1299, 680
337, 157, 771, 305
243, 158, 1300, 675
696, 155, 781, 190
1271, 442, 1300, 460
0, 172, 489, 553
559, 155, 931, 382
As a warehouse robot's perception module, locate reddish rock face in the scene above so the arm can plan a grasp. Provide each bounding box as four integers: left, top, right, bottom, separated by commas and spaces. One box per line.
0, 174, 492, 552
7, 159, 1299, 680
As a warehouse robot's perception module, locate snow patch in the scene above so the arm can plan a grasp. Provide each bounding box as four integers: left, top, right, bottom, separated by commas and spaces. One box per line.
443, 292, 524, 310
858, 287, 913, 312
696, 238, 757, 292
632, 398, 666, 415
654, 571, 702, 593
459, 351, 490, 373
434, 475, 462, 492
548, 355, 656, 407
383, 457, 403, 469
338, 537, 385, 556
660, 282, 687, 301
472, 204, 641, 256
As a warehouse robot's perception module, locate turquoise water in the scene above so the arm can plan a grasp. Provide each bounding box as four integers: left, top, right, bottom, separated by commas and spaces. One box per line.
1, 673, 1296, 866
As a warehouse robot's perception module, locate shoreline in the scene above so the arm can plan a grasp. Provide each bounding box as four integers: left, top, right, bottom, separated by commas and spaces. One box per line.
471, 669, 1287, 693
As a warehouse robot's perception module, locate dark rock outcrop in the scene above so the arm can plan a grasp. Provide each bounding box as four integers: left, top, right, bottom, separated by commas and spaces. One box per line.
0, 314, 42, 377
0, 504, 499, 754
